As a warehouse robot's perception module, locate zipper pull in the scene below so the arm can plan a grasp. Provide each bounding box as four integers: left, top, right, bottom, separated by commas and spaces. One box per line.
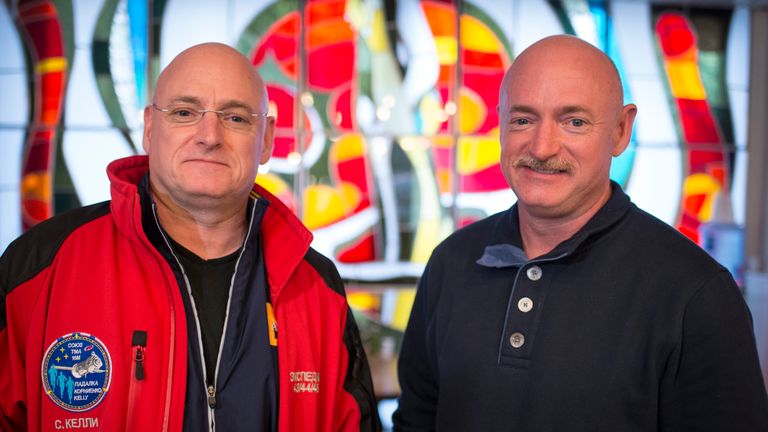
134, 347, 145, 380
132, 330, 148, 381
207, 385, 217, 408
266, 302, 278, 346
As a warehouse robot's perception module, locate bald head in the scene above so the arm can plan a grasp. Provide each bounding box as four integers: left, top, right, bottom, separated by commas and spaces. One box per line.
500, 35, 624, 114
154, 42, 269, 113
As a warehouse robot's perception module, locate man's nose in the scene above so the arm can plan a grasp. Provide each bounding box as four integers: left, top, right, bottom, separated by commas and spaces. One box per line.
528, 121, 560, 160
194, 111, 224, 147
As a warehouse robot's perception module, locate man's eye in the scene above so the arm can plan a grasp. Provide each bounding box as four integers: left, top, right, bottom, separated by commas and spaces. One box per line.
171, 108, 195, 118
569, 118, 586, 127
224, 113, 251, 124
512, 118, 530, 126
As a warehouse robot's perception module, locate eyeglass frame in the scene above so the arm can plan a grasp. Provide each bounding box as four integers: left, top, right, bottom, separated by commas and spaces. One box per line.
150, 103, 269, 130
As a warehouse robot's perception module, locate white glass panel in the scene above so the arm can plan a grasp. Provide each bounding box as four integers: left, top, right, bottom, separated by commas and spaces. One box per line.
0, 189, 22, 254
72, 0, 105, 47
65, 48, 113, 127
625, 145, 682, 226
63, 129, 134, 205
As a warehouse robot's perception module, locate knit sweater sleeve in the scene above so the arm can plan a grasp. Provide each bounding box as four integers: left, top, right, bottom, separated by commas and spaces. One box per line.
659, 270, 768, 430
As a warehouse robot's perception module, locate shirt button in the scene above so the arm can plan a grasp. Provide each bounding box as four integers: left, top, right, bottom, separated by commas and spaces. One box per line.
509, 332, 525, 348
526, 265, 542, 281
518, 297, 533, 312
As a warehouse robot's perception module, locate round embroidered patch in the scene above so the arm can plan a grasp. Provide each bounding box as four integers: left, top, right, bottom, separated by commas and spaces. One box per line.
41, 333, 112, 412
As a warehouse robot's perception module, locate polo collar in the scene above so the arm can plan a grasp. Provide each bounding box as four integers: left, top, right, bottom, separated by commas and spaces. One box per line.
477, 181, 633, 268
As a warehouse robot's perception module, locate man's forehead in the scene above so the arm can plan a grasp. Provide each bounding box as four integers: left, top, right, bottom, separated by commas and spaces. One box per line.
154, 71, 260, 107
500, 102, 598, 120
154, 49, 261, 101
160, 94, 255, 108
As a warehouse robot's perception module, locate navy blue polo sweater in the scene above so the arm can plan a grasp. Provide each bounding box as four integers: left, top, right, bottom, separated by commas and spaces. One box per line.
394, 182, 768, 431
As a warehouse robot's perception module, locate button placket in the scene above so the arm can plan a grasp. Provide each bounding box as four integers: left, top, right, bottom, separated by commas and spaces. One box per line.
500, 263, 548, 365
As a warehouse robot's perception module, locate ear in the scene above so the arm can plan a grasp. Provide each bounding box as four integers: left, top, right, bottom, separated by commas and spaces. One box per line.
612, 103, 637, 157
259, 116, 275, 165
142, 105, 153, 154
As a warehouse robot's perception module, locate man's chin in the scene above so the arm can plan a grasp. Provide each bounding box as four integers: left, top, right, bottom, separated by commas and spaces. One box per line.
174, 186, 232, 205
515, 192, 573, 219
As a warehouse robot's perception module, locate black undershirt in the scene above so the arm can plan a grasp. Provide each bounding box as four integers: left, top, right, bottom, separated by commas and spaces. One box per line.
170, 238, 241, 386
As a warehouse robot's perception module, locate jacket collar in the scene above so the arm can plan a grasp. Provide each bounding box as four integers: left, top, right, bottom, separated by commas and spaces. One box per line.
106, 155, 313, 302
477, 181, 633, 268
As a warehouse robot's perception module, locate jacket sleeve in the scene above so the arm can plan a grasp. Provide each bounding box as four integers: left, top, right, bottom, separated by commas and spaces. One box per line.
0, 253, 28, 430
393, 264, 439, 431
312, 252, 381, 432
337, 304, 382, 432
660, 270, 768, 430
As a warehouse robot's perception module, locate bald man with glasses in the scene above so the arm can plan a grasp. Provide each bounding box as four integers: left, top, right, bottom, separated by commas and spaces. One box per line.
1, 43, 380, 432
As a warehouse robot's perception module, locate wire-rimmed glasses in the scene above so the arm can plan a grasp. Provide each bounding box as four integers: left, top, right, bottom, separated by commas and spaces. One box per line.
151, 103, 268, 132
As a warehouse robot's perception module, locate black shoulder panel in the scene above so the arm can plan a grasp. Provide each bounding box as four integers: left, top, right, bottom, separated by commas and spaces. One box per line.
303, 247, 346, 297
302, 248, 382, 430
0, 201, 111, 329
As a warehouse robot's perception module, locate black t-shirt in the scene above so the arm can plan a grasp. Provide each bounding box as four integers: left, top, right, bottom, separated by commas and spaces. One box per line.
170, 238, 240, 386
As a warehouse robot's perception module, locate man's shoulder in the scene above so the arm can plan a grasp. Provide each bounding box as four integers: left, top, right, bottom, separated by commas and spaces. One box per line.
619, 204, 726, 275
301, 247, 344, 297
626, 206, 710, 253
0, 201, 112, 293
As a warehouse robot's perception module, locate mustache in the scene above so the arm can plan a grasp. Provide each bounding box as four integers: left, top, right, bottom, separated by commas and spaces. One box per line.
512, 156, 574, 173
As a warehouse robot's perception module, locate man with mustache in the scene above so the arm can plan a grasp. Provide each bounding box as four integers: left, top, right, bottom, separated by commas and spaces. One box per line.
1, 43, 380, 431
393, 35, 768, 431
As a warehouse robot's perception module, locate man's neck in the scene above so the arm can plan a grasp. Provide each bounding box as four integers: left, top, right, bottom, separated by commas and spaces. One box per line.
153, 192, 249, 260
518, 193, 610, 260
517, 212, 589, 260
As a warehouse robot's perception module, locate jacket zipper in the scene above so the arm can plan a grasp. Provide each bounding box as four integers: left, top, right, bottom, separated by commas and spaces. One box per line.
152, 200, 259, 432
163, 298, 175, 432
149, 204, 182, 431
206, 197, 260, 428
147, 206, 176, 432
153, 217, 213, 430
126, 331, 148, 430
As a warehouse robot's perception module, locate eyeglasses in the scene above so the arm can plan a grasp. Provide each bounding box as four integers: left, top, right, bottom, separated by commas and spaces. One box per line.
151, 103, 268, 132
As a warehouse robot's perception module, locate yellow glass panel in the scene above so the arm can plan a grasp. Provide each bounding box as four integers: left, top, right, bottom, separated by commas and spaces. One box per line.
303, 184, 346, 229
368, 10, 389, 53
458, 136, 501, 174
432, 135, 453, 149
683, 173, 721, 221
460, 15, 500, 54
35, 57, 67, 74
21, 172, 51, 200
347, 292, 381, 310
302, 183, 361, 229
458, 88, 487, 134
436, 169, 452, 194
435, 36, 458, 65
339, 182, 362, 209
331, 133, 366, 162
665, 59, 707, 100
255, 173, 290, 196
391, 289, 417, 331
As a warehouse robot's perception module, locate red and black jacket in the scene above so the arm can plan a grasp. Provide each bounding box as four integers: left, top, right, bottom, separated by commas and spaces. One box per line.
0, 155, 380, 431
